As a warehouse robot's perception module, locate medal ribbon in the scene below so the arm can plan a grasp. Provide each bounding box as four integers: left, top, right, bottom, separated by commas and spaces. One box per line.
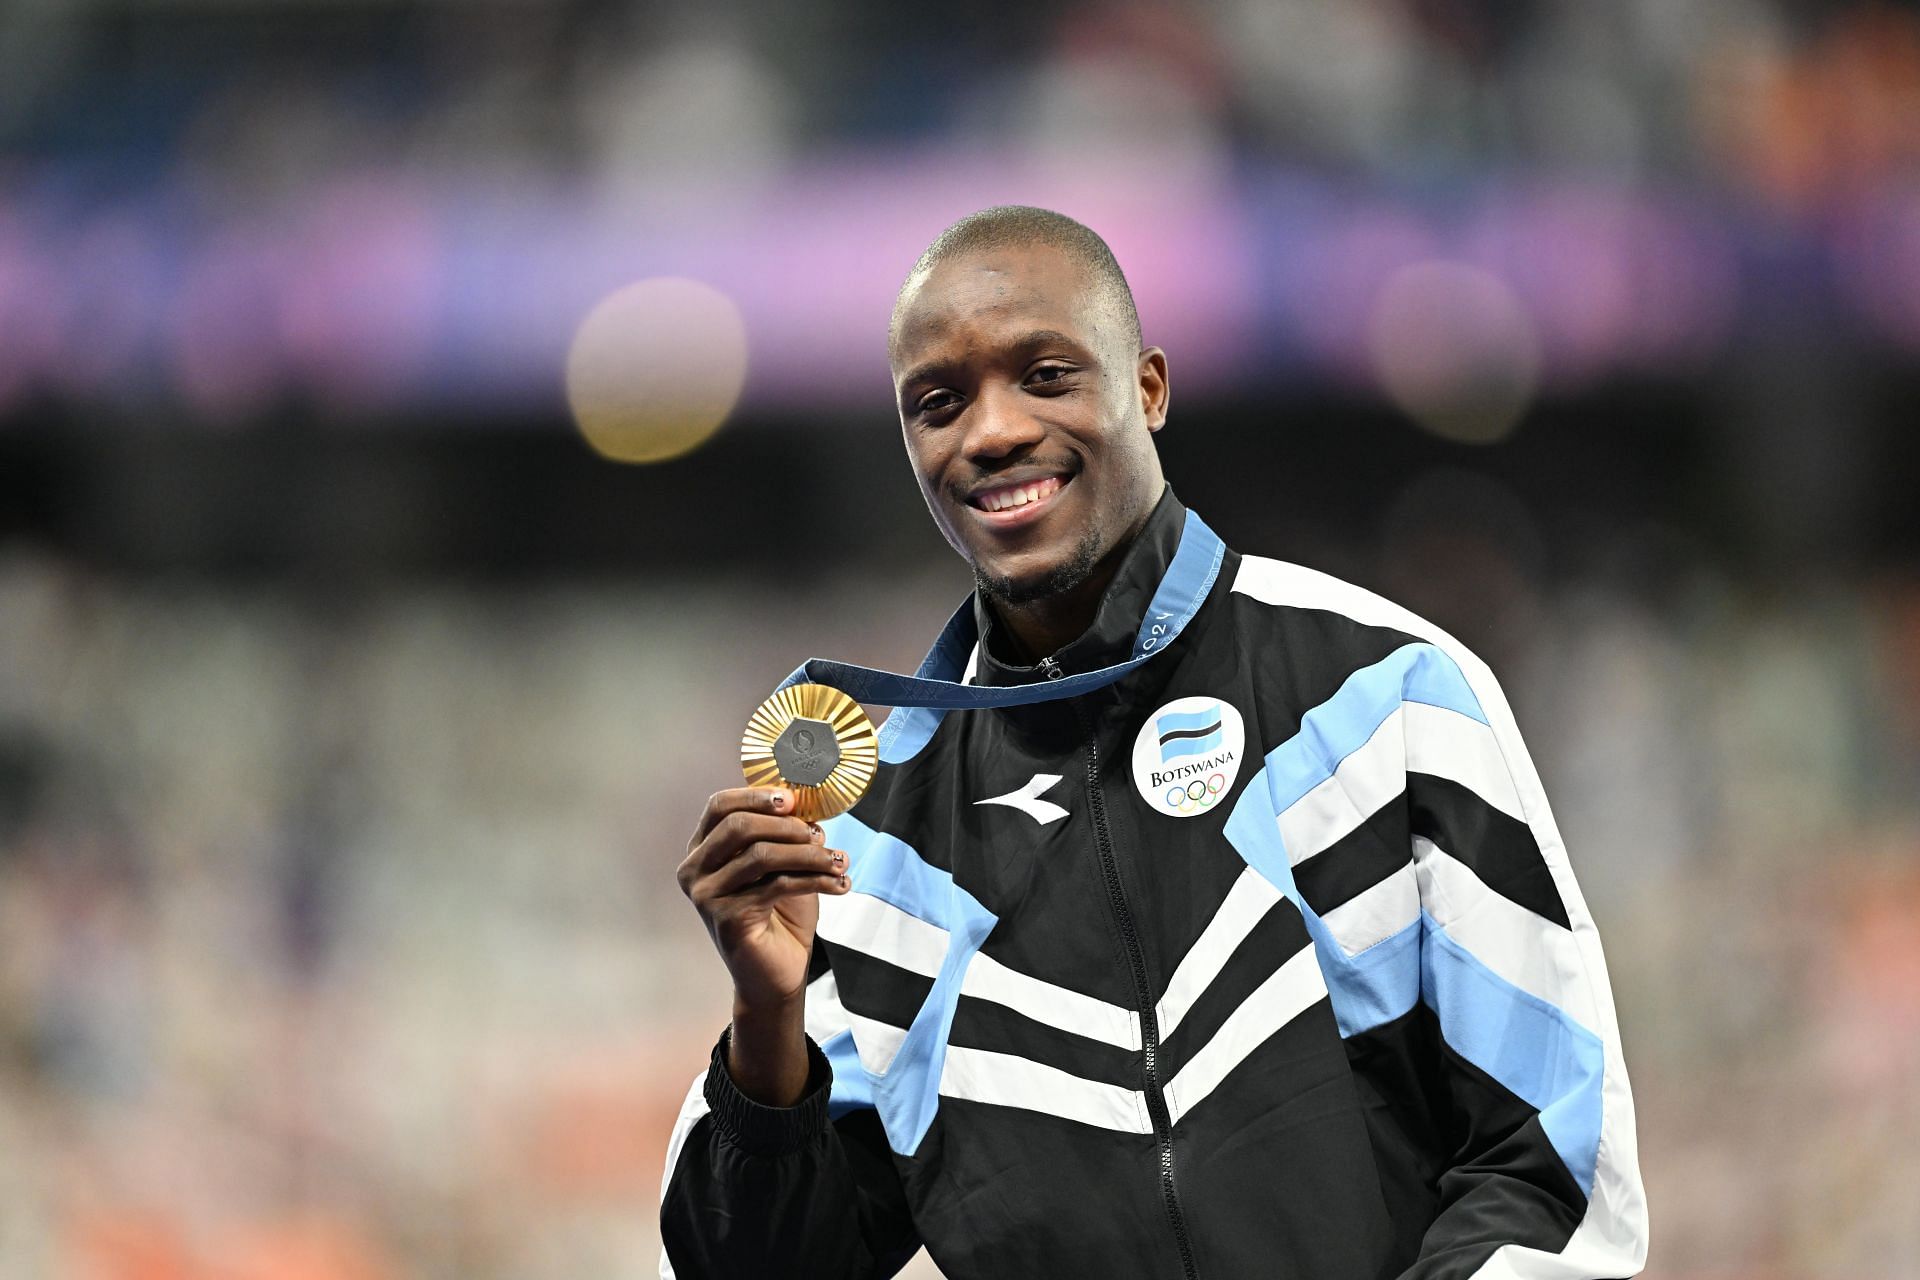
778, 508, 1226, 710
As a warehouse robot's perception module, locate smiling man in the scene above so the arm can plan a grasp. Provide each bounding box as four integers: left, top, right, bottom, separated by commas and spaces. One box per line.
661, 207, 1648, 1279
888, 211, 1167, 662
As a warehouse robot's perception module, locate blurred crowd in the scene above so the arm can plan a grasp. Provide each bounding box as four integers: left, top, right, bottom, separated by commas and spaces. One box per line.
3, 0, 1919, 1277
5, 0, 1917, 199
2, 523, 1918, 1277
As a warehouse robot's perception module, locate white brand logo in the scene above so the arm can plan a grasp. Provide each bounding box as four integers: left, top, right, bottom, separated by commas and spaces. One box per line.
1130, 696, 1245, 818
975, 773, 1070, 826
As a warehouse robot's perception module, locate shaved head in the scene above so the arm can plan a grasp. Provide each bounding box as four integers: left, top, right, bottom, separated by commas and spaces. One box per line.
890, 206, 1142, 354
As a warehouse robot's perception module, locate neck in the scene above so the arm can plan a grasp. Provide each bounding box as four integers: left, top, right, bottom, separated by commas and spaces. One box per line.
987, 559, 1118, 663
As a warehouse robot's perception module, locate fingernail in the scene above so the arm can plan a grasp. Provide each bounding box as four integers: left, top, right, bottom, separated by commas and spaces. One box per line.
838, 875, 850, 889
830, 850, 846, 867
768, 790, 789, 811
809, 822, 824, 842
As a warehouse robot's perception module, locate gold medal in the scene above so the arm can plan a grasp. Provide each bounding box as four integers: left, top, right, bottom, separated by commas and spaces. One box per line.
740, 683, 878, 822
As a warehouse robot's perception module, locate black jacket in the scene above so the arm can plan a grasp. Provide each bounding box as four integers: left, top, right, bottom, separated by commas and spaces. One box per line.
660, 491, 1647, 1279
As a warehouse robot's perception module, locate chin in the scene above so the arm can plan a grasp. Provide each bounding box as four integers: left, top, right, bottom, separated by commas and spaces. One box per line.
974, 534, 1104, 608
975, 567, 1053, 608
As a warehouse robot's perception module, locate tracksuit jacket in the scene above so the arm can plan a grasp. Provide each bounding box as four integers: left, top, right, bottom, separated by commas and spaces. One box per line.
659, 489, 1648, 1279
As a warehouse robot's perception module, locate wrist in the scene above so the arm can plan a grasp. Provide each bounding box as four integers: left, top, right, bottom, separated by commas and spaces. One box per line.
726, 996, 810, 1106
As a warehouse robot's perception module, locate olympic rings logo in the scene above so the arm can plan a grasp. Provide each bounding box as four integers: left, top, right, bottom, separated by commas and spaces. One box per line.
1163, 773, 1227, 813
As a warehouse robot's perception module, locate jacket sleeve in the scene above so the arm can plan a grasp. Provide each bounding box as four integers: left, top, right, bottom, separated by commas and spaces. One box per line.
657, 946, 921, 1280
1394, 643, 1649, 1279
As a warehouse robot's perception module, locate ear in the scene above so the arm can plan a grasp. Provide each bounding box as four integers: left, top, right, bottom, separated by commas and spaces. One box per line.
1137, 348, 1170, 433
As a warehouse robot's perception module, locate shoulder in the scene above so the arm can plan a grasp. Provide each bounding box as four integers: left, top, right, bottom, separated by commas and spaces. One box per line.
1224, 552, 1496, 685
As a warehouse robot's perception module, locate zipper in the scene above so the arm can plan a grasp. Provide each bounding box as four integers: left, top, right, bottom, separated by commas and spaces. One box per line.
1038, 655, 1065, 681
1071, 697, 1200, 1279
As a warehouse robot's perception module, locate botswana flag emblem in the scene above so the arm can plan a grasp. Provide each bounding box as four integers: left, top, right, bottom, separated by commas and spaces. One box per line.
1156, 704, 1224, 762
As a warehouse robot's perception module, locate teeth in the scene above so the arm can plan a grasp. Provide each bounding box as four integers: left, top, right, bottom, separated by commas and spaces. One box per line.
979, 475, 1061, 513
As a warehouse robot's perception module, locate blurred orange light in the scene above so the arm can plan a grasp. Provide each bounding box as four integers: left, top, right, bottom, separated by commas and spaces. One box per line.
1367, 260, 1540, 446
565, 277, 748, 465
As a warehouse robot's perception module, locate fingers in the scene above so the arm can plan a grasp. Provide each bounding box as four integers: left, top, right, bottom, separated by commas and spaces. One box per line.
691, 786, 796, 848
680, 786, 853, 918
701, 840, 848, 898
730, 869, 852, 908
688, 810, 821, 880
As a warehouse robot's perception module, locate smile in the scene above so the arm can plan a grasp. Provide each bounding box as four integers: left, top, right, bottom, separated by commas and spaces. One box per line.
969, 474, 1068, 515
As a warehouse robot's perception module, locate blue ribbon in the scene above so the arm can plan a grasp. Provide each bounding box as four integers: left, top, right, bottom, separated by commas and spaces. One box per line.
778, 509, 1226, 710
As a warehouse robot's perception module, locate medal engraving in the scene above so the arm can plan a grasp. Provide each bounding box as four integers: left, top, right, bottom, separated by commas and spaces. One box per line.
772, 717, 840, 786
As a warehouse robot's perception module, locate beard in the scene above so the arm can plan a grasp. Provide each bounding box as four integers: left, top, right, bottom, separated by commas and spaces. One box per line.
972, 522, 1107, 607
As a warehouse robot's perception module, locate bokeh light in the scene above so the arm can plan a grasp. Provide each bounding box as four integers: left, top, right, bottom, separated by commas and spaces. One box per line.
564, 277, 748, 465
1367, 260, 1541, 446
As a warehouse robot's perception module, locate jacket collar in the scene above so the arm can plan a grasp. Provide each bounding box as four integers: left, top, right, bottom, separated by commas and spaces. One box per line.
973, 485, 1186, 687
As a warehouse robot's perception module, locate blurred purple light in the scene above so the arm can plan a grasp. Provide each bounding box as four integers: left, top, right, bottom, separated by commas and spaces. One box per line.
1836, 185, 1920, 353
170, 231, 294, 422
0, 156, 1909, 426
0, 209, 71, 415
277, 181, 443, 415
53, 215, 167, 403
1278, 206, 1440, 386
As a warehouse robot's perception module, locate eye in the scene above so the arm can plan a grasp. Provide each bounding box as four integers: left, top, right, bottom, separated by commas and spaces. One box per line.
1025, 363, 1075, 388
917, 390, 961, 417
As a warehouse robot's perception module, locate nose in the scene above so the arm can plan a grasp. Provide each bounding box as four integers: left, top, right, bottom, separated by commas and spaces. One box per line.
962, 382, 1046, 464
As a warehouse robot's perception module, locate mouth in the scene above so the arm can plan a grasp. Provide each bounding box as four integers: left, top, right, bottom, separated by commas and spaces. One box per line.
964, 472, 1073, 530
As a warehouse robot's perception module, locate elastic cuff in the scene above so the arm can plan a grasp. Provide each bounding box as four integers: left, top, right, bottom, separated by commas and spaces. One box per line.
703, 1024, 834, 1156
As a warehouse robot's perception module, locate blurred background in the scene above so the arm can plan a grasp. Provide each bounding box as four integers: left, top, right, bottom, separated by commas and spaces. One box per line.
2, 0, 1918, 1276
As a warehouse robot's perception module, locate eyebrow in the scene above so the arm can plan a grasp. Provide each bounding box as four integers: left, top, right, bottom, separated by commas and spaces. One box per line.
896, 328, 1091, 394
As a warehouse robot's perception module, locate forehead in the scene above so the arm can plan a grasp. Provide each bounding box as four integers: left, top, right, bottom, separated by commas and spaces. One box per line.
889, 243, 1113, 369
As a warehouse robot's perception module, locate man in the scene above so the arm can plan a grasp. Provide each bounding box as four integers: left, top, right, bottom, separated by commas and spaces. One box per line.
660, 207, 1648, 1279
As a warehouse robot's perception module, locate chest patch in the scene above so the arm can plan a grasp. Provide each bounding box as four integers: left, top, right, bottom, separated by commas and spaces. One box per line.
1129, 695, 1246, 818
